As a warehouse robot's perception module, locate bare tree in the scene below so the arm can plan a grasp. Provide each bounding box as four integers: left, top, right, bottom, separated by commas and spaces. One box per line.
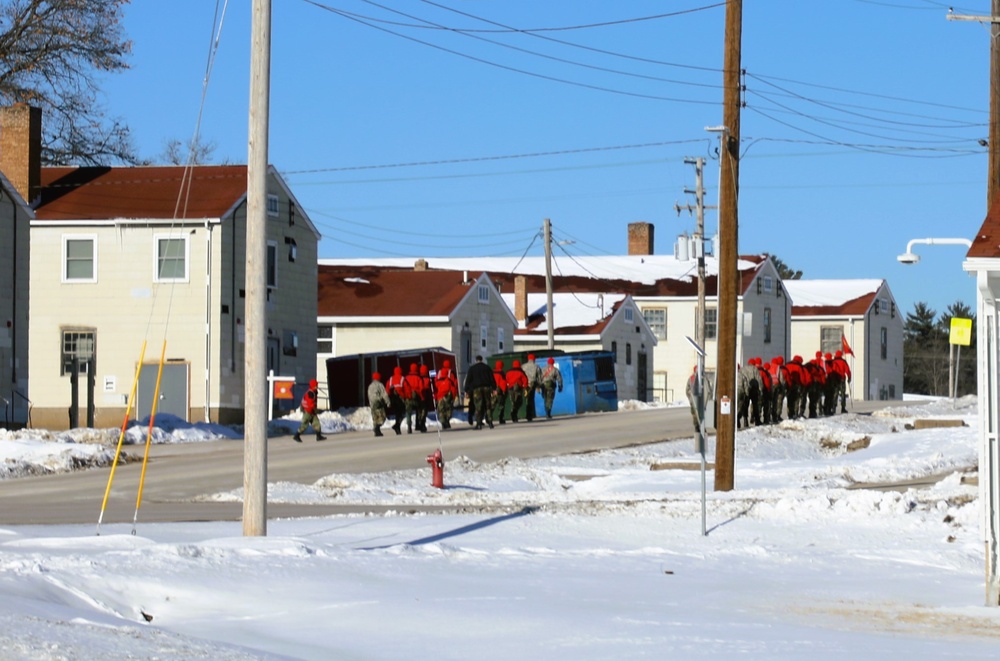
160, 137, 218, 166
0, 0, 137, 165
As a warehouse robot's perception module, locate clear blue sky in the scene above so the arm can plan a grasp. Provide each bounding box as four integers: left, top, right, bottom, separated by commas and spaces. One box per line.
102, 0, 990, 320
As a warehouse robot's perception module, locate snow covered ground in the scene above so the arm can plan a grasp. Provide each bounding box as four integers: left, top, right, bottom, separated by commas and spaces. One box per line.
1, 396, 998, 660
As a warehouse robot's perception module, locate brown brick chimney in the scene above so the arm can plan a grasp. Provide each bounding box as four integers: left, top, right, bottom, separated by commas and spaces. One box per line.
414, 258, 428, 271
627, 222, 654, 256
0, 104, 42, 204
514, 275, 527, 322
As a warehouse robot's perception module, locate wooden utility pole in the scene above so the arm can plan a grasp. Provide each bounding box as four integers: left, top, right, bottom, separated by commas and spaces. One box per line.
244, 0, 271, 537
544, 218, 554, 350
948, 4, 1000, 209
714, 0, 742, 492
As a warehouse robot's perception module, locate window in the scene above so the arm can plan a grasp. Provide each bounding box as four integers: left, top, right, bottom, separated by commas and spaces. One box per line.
285, 237, 297, 262
762, 275, 773, 293
624, 306, 634, 323
626, 342, 632, 366
318, 325, 333, 354
267, 242, 277, 288
611, 340, 618, 362
880, 327, 888, 360
880, 298, 889, 315
154, 235, 188, 282
478, 284, 489, 304
63, 236, 96, 282
267, 194, 279, 217
704, 308, 718, 340
480, 325, 487, 349
763, 307, 772, 343
498, 327, 505, 352
61, 329, 95, 375
643, 308, 667, 340
820, 326, 843, 355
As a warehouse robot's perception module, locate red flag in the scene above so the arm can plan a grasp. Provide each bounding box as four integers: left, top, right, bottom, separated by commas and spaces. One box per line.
841, 334, 854, 356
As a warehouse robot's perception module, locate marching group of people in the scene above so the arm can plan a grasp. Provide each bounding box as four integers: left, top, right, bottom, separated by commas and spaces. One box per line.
686, 349, 855, 433
365, 354, 564, 437
735, 350, 853, 429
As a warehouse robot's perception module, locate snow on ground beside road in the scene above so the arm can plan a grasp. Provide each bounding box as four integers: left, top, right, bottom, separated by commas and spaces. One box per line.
1, 395, 997, 660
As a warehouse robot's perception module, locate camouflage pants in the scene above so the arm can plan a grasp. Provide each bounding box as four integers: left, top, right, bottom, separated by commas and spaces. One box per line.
472, 387, 493, 426
492, 389, 508, 424
436, 393, 454, 429
370, 402, 388, 427
507, 385, 524, 422
542, 382, 558, 417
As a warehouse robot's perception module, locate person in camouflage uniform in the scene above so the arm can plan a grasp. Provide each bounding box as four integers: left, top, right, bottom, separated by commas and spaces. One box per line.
737, 360, 761, 429
367, 372, 390, 437
540, 357, 563, 419
822, 352, 841, 416
830, 350, 852, 413
521, 354, 543, 422
433, 359, 458, 429
804, 358, 826, 418
463, 355, 496, 430
768, 357, 788, 423
505, 360, 529, 423
784, 356, 807, 420
491, 360, 508, 425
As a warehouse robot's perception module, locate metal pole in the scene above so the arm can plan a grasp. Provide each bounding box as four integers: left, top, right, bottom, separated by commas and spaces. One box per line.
244, 0, 271, 537
544, 218, 554, 350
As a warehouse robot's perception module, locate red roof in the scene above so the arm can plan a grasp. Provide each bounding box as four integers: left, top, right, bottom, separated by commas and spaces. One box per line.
36, 165, 249, 220
969, 194, 1000, 259
318, 265, 483, 317
790, 293, 875, 317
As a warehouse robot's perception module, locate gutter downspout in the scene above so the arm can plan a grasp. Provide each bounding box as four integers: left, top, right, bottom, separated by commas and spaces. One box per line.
204, 219, 213, 422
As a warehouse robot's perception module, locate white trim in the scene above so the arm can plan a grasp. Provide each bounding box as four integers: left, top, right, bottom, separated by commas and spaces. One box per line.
33, 217, 221, 227
317, 316, 451, 324
153, 233, 190, 283
62, 234, 98, 283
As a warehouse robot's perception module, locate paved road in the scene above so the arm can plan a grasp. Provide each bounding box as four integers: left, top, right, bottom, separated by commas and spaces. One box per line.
0, 399, 917, 526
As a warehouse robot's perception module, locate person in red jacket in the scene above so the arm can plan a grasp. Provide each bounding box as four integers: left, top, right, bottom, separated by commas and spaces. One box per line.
784, 356, 806, 420
294, 379, 326, 442
804, 358, 826, 418
434, 360, 458, 429
505, 360, 529, 423
403, 363, 424, 434
769, 356, 788, 423
756, 359, 773, 425
386, 366, 411, 435
492, 360, 509, 425
831, 350, 852, 413
418, 364, 434, 432
822, 352, 841, 416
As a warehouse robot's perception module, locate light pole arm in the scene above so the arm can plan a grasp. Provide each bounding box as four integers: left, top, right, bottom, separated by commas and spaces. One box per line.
905, 237, 973, 253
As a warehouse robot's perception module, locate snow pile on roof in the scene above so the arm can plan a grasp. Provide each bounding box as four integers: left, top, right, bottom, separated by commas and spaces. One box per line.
501, 292, 626, 331
323, 254, 761, 285
784, 278, 882, 307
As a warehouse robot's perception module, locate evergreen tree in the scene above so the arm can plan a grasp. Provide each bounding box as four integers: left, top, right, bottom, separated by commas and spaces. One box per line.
903, 302, 945, 395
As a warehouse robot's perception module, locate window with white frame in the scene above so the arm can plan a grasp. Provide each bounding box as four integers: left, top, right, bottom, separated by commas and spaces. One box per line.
154, 234, 189, 282
880, 327, 888, 359
317, 325, 333, 354
880, 298, 889, 314
763, 307, 772, 343
820, 326, 843, 355
61, 329, 95, 375
267, 194, 280, 217
63, 235, 96, 282
763, 275, 773, 293
704, 307, 718, 340
643, 308, 667, 340
480, 325, 487, 349
478, 284, 489, 304
624, 306, 633, 322
498, 327, 505, 352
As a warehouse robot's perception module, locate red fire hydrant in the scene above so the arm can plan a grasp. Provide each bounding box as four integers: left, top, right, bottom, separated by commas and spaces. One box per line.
426, 448, 444, 489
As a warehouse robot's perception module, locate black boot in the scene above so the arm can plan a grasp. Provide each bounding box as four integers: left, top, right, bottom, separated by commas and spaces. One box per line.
316, 433, 327, 441
293, 433, 302, 443
374, 427, 383, 437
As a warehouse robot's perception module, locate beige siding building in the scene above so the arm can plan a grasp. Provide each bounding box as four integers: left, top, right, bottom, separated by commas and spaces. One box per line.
11, 106, 319, 429
784, 279, 903, 401
317, 264, 516, 399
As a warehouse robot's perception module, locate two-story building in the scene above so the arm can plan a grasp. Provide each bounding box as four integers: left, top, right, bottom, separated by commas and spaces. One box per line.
4, 106, 321, 429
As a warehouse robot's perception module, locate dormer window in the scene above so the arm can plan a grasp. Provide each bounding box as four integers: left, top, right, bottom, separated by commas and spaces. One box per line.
478, 284, 489, 303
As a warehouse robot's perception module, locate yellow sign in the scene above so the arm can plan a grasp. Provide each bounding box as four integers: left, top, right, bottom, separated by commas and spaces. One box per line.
950, 317, 972, 346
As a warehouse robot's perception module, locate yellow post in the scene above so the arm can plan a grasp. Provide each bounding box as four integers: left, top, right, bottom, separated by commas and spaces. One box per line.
96, 341, 147, 535
132, 340, 168, 534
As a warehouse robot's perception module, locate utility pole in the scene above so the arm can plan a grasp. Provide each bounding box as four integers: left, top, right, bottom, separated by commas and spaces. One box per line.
244, 0, 271, 537
543, 218, 554, 350
948, 5, 1000, 209
714, 0, 742, 492
676, 157, 716, 353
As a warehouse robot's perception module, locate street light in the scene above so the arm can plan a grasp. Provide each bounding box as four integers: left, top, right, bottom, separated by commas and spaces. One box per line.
897, 237, 973, 264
